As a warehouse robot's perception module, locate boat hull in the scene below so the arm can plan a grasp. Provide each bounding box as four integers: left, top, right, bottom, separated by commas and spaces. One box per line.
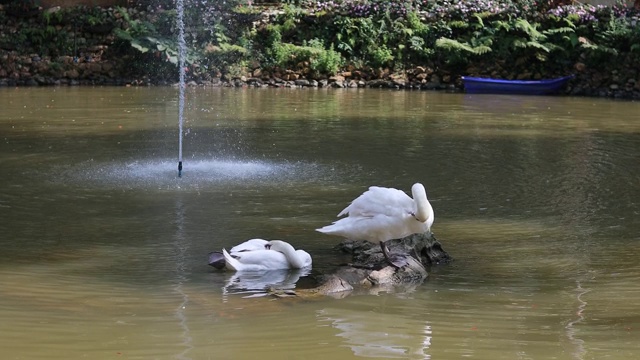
462, 75, 574, 95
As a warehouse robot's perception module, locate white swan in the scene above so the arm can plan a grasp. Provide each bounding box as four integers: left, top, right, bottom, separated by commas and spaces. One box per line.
316, 183, 434, 244
216, 239, 312, 271
208, 238, 269, 269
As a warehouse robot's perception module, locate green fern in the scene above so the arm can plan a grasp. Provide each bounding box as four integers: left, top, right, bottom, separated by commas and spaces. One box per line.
581, 42, 618, 56
435, 38, 492, 55
525, 41, 551, 52
514, 19, 546, 41
448, 21, 469, 29
472, 14, 485, 28
492, 20, 512, 32
544, 27, 575, 35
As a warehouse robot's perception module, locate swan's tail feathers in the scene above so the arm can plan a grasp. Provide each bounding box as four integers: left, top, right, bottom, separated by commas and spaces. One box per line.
316, 224, 339, 235
222, 248, 241, 271
208, 251, 226, 269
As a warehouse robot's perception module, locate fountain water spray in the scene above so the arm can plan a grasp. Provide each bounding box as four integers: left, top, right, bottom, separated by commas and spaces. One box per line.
176, 0, 186, 177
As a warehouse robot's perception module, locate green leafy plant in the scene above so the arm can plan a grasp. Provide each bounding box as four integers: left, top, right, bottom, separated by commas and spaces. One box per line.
112, 7, 193, 65
307, 39, 343, 75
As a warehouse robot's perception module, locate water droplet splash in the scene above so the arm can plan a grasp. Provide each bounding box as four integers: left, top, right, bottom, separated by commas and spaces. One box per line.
57, 158, 333, 191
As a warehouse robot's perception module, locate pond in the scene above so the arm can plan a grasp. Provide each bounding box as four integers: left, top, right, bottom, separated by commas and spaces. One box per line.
1, 87, 639, 359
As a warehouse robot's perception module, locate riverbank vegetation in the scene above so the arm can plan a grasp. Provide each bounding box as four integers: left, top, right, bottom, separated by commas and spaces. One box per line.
0, 0, 638, 97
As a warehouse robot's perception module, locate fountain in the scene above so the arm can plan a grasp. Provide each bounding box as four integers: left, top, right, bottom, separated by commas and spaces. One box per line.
176, 0, 186, 177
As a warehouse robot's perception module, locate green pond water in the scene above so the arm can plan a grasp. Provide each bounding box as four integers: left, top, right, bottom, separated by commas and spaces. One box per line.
1, 87, 639, 359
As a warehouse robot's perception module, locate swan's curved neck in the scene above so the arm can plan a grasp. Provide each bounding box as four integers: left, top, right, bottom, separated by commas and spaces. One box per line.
269, 241, 306, 269
412, 183, 434, 227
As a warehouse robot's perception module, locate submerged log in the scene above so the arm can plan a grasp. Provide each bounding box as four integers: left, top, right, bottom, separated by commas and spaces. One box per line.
273, 232, 452, 298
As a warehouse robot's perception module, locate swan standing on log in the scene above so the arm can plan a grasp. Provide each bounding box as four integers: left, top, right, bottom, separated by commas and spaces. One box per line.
210, 239, 312, 271
316, 183, 434, 246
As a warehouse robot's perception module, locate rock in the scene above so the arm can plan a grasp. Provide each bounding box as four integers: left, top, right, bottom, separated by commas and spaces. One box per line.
415, 73, 428, 80
64, 69, 79, 78
366, 79, 389, 88
282, 232, 451, 299
329, 75, 345, 83
88, 62, 102, 73
375, 68, 390, 78
246, 77, 263, 86
391, 74, 406, 87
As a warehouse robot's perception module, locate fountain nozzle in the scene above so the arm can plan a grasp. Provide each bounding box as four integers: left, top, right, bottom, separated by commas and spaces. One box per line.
178, 161, 183, 178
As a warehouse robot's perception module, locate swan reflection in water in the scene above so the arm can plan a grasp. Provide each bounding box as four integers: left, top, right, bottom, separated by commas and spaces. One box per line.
222, 267, 312, 299
317, 307, 432, 359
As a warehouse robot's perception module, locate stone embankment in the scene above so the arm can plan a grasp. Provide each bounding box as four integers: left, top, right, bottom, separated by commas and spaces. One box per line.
2, 49, 639, 99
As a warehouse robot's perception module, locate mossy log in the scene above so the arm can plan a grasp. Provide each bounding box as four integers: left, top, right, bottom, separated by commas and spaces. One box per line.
271, 232, 451, 298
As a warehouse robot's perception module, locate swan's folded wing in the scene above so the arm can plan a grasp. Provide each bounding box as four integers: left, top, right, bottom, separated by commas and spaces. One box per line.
229, 238, 268, 253
339, 186, 413, 217
233, 250, 291, 270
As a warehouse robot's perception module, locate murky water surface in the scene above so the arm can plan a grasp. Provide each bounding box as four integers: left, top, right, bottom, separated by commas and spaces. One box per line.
1, 87, 639, 359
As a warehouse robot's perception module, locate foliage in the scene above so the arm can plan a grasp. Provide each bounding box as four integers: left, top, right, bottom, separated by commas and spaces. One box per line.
259, 25, 343, 75
307, 39, 344, 75
113, 6, 188, 64
1, 0, 639, 80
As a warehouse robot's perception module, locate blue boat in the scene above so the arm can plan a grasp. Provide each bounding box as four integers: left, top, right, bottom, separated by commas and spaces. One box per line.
462, 75, 574, 95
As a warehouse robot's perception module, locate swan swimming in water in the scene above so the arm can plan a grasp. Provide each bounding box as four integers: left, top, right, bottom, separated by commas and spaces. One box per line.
209, 239, 312, 271
316, 183, 434, 245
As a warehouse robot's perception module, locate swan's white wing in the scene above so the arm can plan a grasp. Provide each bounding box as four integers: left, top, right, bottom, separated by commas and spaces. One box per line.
318, 213, 416, 243
229, 238, 268, 253
231, 249, 290, 270
338, 186, 414, 218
